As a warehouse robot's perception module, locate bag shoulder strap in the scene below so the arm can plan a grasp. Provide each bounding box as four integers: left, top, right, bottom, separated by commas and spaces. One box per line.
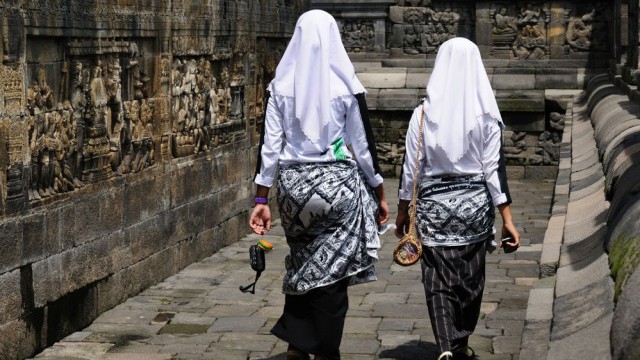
408, 105, 425, 232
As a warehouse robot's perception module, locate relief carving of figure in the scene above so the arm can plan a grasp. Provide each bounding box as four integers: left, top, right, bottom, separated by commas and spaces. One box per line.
518, 3, 542, 25
217, 66, 231, 123
403, 26, 420, 55
512, 25, 545, 60
566, 19, 591, 51
193, 93, 209, 153
343, 23, 359, 48
404, 8, 423, 24
420, 22, 439, 53
439, 7, 460, 35
493, 7, 518, 36
208, 76, 219, 125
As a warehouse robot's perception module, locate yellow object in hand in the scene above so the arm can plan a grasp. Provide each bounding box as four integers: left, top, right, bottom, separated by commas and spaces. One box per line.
257, 239, 273, 252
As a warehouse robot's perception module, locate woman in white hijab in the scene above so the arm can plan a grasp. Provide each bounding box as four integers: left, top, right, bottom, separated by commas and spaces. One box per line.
250, 9, 389, 360
395, 38, 520, 360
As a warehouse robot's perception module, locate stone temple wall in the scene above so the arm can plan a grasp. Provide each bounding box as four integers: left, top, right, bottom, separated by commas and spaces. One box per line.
0, 1, 307, 358
312, 0, 615, 177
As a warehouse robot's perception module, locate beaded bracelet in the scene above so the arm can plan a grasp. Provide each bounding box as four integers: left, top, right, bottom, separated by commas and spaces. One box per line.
254, 196, 268, 205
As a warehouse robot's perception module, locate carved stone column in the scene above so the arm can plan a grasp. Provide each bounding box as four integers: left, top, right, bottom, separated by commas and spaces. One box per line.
613, 0, 624, 65
628, 0, 639, 71
621, 0, 639, 85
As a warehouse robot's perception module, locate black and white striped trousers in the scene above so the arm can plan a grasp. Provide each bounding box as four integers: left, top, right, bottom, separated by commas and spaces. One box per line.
421, 240, 487, 354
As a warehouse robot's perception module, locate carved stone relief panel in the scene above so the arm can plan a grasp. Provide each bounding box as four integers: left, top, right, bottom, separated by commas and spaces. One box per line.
489, 2, 550, 60
20, 35, 160, 201
340, 20, 376, 53
170, 56, 247, 158
562, 3, 610, 57
389, 1, 474, 55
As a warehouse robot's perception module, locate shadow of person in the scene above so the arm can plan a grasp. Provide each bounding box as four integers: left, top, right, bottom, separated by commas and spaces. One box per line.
256, 353, 286, 360
378, 339, 440, 359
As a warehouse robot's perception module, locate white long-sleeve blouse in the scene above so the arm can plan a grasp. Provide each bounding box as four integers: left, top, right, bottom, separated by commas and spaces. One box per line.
398, 105, 511, 206
254, 92, 383, 188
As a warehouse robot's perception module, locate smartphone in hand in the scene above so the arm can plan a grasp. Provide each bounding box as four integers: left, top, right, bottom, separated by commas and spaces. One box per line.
501, 236, 518, 253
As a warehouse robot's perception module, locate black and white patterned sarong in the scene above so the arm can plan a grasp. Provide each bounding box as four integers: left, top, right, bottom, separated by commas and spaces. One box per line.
276, 161, 379, 294
416, 174, 495, 247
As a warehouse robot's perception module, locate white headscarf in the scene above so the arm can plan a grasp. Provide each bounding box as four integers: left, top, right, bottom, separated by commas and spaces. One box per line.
268, 9, 366, 143
425, 37, 503, 162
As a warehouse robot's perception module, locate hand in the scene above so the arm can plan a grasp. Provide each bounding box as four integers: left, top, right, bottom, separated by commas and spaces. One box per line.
377, 200, 390, 225
249, 204, 271, 235
394, 211, 410, 239
500, 220, 520, 249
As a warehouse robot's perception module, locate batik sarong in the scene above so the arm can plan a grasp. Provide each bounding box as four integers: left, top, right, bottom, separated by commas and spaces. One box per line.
276, 161, 379, 295
416, 174, 495, 247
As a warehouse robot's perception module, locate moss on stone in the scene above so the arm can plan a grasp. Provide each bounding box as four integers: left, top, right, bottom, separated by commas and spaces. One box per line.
609, 233, 640, 302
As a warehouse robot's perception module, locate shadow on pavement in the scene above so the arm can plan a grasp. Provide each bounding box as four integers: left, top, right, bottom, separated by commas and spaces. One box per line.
378, 340, 439, 359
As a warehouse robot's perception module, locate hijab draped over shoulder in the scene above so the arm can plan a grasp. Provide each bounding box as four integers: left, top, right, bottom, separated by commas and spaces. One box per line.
424, 37, 503, 162
268, 9, 366, 144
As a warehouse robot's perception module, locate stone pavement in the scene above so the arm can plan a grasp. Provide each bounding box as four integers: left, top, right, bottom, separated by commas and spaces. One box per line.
30, 177, 555, 360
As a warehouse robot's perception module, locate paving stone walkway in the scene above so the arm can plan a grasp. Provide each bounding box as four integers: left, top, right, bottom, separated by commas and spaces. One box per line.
30, 177, 555, 360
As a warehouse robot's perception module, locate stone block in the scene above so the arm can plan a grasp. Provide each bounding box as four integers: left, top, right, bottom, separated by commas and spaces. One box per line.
536, 72, 578, 89
353, 62, 383, 72
525, 166, 559, 180
187, 197, 209, 235
21, 212, 47, 264
381, 58, 429, 68
0, 269, 21, 325
0, 219, 22, 273
389, 6, 404, 24
126, 214, 167, 265
493, 74, 536, 90
33, 254, 64, 308
165, 204, 190, 246
501, 112, 546, 132
526, 288, 554, 321
506, 166, 525, 180
107, 230, 129, 274
69, 195, 107, 246
358, 72, 407, 89
545, 89, 582, 110
405, 71, 429, 89
97, 268, 142, 314
495, 91, 545, 112
0, 317, 45, 360
124, 174, 170, 227
100, 188, 125, 236
377, 89, 420, 110
58, 202, 78, 251
61, 237, 111, 295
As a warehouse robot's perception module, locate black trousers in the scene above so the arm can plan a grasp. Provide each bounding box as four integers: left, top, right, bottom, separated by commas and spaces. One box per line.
271, 277, 350, 360
421, 240, 486, 354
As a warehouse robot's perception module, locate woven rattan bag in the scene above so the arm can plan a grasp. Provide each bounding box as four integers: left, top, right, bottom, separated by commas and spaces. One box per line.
393, 106, 426, 266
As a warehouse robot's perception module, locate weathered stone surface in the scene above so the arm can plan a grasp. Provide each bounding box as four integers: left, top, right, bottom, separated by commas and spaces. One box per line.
612, 266, 640, 360
0, 269, 22, 325
0, 219, 22, 274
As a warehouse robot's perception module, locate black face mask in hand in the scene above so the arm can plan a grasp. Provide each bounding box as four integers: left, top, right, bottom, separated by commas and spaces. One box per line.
239, 245, 266, 294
